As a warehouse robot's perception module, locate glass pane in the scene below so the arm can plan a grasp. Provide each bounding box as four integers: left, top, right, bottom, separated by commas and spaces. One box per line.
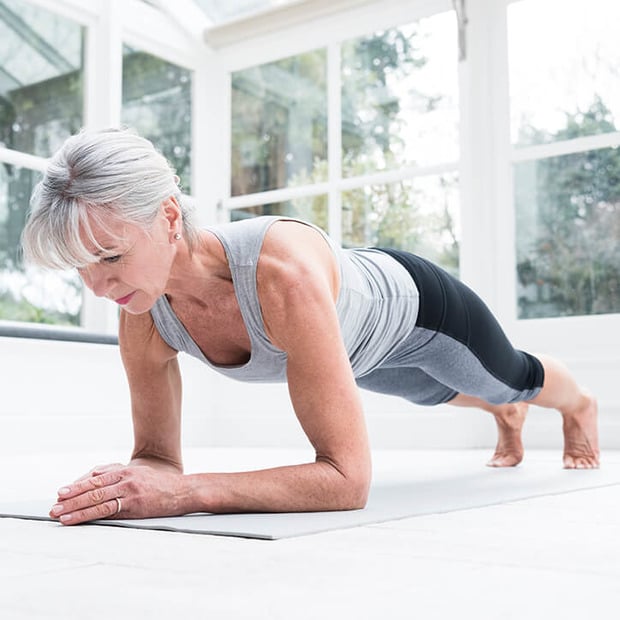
0, 165, 81, 325
508, 0, 620, 147
231, 50, 327, 196
0, 0, 84, 157
193, 0, 299, 24
515, 148, 620, 318
342, 173, 460, 275
341, 11, 458, 177
122, 46, 192, 193
230, 194, 327, 230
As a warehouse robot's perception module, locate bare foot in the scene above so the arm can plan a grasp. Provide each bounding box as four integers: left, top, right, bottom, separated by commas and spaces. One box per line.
562, 391, 600, 469
487, 402, 528, 467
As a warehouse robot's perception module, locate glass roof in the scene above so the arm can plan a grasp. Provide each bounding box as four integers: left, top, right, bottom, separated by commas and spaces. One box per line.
191, 0, 300, 25
0, 0, 82, 94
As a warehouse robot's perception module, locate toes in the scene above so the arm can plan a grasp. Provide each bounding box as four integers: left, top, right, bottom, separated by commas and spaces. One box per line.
563, 455, 600, 469
563, 455, 575, 469
487, 454, 521, 468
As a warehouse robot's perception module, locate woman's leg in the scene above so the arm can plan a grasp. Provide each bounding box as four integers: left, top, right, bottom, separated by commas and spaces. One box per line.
528, 354, 599, 469
448, 355, 599, 469
448, 393, 529, 467
374, 249, 599, 469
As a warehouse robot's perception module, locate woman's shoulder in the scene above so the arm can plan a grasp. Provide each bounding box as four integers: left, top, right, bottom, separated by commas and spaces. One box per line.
205, 216, 332, 269
259, 219, 340, 299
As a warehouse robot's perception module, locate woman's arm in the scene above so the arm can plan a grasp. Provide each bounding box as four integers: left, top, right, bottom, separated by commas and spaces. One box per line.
50, 310, 187, 524
183, 221, 372, 513
119, 310, 184, 472
51, 222, 371, 523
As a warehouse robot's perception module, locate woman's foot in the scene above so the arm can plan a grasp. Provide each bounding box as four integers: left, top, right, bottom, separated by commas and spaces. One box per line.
487, 402, 528, 467
561, 391, 600, 469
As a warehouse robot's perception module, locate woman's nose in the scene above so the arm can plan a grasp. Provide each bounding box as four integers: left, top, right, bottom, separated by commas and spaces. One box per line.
78, 264, 111, 298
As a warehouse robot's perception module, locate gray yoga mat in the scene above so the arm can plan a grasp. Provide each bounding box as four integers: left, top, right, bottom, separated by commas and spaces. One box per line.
1, 460, 618, 539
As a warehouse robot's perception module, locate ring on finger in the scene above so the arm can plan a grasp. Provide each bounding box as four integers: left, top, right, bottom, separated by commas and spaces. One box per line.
112, 497, 122, 517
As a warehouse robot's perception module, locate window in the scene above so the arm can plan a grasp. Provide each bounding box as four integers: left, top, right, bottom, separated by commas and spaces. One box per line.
0, 0, 85, 326
343, 173, 459, 273
509, 0, 620, 318
340, 12, 459, 267
231, 195, 328, 229
193, 0, 300, 25
231, 49, 327, 200
226, 10, 459, 271
341, 16, 458, 176
122, 45, 193, 193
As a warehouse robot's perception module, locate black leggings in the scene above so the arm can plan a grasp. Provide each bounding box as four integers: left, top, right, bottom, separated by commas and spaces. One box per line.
355, 249, 545, 406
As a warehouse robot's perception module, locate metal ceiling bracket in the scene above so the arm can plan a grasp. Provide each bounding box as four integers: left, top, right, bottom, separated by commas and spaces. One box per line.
452, 0, 468, 62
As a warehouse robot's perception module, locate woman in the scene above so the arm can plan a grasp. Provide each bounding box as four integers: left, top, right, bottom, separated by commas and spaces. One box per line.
22, 128, 599, 526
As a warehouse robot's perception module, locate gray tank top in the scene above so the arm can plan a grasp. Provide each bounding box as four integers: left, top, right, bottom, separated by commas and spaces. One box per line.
150, 216, 419, 382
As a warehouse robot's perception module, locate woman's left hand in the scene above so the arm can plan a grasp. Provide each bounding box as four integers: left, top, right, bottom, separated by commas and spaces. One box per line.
49, 463, 189, 525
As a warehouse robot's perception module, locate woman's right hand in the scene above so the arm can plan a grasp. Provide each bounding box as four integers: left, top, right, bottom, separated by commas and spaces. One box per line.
49, 456, 185, 525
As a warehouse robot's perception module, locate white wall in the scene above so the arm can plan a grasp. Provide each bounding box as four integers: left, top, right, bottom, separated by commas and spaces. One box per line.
2, 327, 617, 460
0, 336, 216, 457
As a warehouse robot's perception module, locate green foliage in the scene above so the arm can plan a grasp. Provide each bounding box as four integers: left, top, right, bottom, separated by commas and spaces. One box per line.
230, 49, 328, 196
0, 292, 78, 326
340, 27, 459, 272
342, 28, 425, 173
342, 172, 459, 275
516, 97, 620, 318
231, 27, 459, 271
121, 49, 192, 193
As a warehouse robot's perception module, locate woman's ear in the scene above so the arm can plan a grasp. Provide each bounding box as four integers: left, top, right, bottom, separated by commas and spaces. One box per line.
161, 197, 183, 239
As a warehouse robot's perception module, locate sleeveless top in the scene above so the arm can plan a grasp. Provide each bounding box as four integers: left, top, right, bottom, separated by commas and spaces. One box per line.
150, 216, 419, 382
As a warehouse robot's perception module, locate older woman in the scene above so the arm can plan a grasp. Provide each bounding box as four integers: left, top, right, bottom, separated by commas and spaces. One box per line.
22, 128, 599, 526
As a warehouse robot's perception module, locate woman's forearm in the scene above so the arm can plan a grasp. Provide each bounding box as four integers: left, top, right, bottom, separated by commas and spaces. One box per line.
182, 459, 370, 514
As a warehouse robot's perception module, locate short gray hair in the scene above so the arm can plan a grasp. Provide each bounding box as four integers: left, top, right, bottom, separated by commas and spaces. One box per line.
22, 127, 199, 269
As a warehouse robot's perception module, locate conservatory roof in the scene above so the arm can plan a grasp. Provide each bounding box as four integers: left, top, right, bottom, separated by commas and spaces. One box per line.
144, 0, 375, 48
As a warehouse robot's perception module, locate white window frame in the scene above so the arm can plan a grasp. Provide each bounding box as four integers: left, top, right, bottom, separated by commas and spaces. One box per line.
201, 0, 457, 244
200, 0, 620, 408
496, 0, 620, 368
2, 0, 619, 374
0, 0, 205, 336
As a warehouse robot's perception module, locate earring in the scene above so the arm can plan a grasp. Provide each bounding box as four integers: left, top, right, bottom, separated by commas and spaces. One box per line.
174, 233, 182, 240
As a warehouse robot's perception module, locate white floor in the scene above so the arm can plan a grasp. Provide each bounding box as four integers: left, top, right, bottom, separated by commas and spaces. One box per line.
2, 448, 619, 620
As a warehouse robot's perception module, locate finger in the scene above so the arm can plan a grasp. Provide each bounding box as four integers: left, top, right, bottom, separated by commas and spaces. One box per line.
91, 463, 125, 476
57, 469, 124, 501
52, 497, 123, 526
50, 481, 124, 520
73, 463, 125, 483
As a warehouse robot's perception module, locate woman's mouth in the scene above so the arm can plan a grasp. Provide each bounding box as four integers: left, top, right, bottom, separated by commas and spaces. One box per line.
115, 292, 136, 305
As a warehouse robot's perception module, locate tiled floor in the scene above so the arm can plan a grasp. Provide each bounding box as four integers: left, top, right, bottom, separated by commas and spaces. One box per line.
2, 448, 619, 619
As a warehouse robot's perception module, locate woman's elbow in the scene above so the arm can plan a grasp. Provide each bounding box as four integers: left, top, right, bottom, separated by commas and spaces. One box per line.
340, 469, 371, 510
318, 455, 371, 510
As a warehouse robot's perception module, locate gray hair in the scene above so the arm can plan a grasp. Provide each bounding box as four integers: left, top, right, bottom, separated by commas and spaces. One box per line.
22, 127, 199, 269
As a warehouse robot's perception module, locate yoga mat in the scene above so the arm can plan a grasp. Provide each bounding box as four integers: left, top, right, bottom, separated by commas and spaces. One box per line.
2, 458, 619, 539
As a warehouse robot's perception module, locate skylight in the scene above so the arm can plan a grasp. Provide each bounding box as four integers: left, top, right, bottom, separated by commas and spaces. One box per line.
192, 0, 300, 25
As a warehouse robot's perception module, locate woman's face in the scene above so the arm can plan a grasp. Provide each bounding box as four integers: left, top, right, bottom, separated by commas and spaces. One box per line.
77, 206, 178, 315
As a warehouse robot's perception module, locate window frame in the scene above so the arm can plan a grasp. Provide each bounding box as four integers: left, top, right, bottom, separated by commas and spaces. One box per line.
2, 0, 619, 354
204, 0, 457, 247
204, 0, 620, 354
498, 0, 620, 356
0, 0, 203, 339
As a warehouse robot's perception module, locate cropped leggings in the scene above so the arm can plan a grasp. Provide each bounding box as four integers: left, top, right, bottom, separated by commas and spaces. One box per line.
355, 249, 545, 406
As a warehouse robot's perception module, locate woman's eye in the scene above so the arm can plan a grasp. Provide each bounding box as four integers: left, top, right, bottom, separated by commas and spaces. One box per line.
103, 255, 122, 264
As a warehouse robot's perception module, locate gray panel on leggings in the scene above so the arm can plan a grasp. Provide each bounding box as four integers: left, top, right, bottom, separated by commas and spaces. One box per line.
356, 328, 543, 406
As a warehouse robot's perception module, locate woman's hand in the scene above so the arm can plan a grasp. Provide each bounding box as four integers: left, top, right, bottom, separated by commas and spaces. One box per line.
49, 459, 188, 525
